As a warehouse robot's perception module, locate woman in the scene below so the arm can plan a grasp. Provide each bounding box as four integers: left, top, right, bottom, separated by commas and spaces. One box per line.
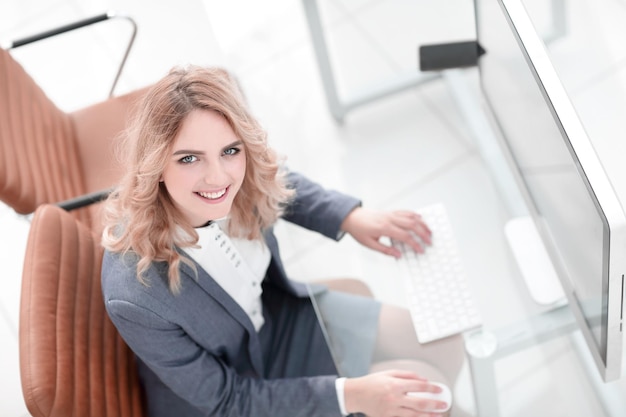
101, 65, 463, 417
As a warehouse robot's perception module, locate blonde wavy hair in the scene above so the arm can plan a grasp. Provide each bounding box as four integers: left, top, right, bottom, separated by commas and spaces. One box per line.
102, 65, 294, 292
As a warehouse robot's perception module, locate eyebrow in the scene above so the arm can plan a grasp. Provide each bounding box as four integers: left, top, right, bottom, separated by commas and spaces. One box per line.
172, 140, 243, 156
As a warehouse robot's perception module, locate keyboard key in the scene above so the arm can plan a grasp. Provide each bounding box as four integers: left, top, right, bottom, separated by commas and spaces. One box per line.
393, 203, 482, 343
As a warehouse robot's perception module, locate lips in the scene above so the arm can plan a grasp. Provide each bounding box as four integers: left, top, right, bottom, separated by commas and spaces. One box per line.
197, 188, 227, 200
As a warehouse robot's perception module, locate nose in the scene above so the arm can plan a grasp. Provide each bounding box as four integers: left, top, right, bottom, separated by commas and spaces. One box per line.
203, 160, 228, 186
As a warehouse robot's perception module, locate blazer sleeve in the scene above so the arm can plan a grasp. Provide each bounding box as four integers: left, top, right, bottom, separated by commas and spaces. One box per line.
105, 296, 342, 417
282, 171, 361, 240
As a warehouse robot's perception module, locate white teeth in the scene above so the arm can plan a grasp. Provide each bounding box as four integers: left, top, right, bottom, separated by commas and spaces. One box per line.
198, 189, 226, 199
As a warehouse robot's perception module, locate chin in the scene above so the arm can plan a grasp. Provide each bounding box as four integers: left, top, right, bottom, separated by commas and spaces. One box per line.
210, 206, 234, 221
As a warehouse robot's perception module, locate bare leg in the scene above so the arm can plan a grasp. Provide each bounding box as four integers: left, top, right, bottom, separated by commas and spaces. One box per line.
316, 278, 374, 298
316, 280, 464, 382
313, 279, 469, 415
372, 304, 465, 387
370, 305, 472, 417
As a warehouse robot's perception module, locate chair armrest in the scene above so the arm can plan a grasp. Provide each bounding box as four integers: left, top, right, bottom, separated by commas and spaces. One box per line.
56, 188, 113, 212
6, 12, 137, 98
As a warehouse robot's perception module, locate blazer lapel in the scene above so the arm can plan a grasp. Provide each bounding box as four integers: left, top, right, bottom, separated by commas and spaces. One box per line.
178, 258, 265, 376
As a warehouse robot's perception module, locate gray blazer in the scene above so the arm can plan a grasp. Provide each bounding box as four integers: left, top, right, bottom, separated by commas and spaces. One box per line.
102, 172, 361, 417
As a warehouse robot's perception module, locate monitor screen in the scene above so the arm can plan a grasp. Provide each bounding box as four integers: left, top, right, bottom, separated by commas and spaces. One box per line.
475, 0, 626, 381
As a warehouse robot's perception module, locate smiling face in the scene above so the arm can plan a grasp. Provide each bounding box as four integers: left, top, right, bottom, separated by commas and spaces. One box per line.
161, 109, 246, 227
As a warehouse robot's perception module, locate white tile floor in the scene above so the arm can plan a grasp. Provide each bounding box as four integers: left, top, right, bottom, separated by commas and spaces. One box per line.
2, 0, 626, 416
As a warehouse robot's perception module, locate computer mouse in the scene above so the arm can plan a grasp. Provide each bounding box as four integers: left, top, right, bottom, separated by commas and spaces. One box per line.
406, 381, 452, 413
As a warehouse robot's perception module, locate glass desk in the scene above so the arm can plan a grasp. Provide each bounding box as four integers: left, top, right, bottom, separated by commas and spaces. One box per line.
302, 1, 626, 415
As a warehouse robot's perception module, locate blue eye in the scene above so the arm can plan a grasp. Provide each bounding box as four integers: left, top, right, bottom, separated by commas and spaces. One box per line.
179, 155, 197, 164
224, 147, 241, 156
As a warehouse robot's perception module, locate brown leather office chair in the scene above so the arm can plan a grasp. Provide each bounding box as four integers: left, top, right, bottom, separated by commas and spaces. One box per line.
19, 203, 145, 417
0, 14, 149, 232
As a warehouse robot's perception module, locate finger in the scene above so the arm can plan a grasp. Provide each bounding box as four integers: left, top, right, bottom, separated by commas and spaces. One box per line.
406, 397, 450, 414
389, 227, 427, 254
416, 223, 432, 245
387, 211, 425, 229
387, 214, 432, 247
402, 388, 450, 414
400, 213, 432, 244
384, 369, 427, 381
366, 238, 402, 258
390, 209, 422, 220
406, 218, 432, 245
402, 379, 437, 393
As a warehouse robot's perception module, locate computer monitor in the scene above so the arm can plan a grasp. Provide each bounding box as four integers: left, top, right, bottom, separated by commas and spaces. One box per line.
475, 0, 626, 382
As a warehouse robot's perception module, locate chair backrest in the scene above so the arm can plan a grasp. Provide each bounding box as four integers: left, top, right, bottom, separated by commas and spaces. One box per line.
19, 204, 145, 417
0, 48, 147, 229
70, 86, 148, 197
0, 48, 88, 218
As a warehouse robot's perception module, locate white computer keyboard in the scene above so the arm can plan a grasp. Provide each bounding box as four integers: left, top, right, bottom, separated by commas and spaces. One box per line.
393, 203, 482, 344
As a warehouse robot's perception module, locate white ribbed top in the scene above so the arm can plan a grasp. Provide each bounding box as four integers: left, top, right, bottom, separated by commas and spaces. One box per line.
184, 220, 270, 331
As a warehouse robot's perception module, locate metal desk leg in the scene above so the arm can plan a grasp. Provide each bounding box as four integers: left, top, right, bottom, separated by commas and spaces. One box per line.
301, 0, 441, 123
465, 330, 501, 416
301, 0, 347, 122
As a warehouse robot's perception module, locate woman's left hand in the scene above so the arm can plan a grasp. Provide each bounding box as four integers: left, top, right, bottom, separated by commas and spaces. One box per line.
340, 207, 432, 258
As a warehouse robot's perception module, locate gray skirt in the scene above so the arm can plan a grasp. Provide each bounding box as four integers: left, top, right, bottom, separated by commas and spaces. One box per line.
310, 289, 381, 377
259, 284, 381, 379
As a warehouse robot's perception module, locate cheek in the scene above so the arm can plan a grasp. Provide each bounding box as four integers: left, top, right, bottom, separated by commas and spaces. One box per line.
162, 167, 192, 194
231, 157, 247, 182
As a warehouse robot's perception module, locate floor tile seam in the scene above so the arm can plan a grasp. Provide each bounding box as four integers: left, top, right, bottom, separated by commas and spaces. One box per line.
237, 0, 394, 76
310, 0, 413, 82
381, 149, 478, 209
410, 84, 477, 150
233, 1, 370, 76
327, 0, 383, 27
336, 3, 403, 73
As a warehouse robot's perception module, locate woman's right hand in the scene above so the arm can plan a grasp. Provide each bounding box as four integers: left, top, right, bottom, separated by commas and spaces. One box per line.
343, 370, 449, 417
